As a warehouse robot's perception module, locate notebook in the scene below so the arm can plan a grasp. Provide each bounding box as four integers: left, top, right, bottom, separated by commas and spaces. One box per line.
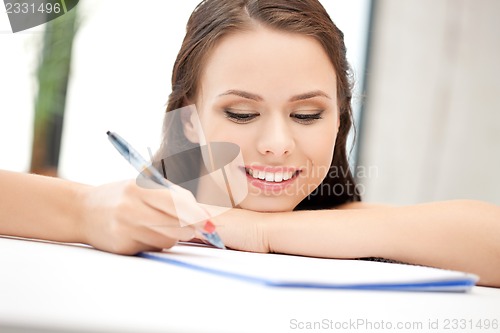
139, 243, 478, 292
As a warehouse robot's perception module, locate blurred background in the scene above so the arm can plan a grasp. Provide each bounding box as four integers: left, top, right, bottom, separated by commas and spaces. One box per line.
0, 0, 499, 205
358, 0, 500, 205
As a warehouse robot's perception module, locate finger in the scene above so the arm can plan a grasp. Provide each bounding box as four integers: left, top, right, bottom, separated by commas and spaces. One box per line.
134, 179, 210, 225
148, 225, 196, 242
128, 179, 179, 216
131, 225, 180, 250
135, 243, 163, 253
126, 179, 210, 229
122, 199, 181, 229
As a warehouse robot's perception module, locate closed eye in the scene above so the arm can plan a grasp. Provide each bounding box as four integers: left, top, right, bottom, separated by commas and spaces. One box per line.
291, 111, 324, 124
224, 109, 259, 123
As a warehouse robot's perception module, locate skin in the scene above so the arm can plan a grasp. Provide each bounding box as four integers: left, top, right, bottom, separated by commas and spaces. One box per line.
0, 170, 195, 255
193, 26, 500, 287
1, 26, 499, 287
192, 26, 339, 212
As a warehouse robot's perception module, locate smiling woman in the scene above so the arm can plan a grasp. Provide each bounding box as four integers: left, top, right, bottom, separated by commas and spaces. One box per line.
157, 0, 360, 212
0, 0, 499, 288
153, 0, 500, 287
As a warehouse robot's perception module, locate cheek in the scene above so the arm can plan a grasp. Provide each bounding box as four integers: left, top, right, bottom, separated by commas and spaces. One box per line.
203, 124, 249, 146
312, 142, 335, 179
302, 126, 337, 179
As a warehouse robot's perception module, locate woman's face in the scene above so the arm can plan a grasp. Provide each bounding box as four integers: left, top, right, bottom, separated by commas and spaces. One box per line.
194, 26, 339, 212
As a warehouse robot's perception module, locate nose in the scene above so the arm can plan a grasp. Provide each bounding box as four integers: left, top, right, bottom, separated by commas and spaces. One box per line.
256, 115, 295, 157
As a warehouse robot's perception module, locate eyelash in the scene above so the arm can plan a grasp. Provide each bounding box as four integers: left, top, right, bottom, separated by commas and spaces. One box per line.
223, 109, 257, 123
292, 112, 324, 124
223, 109, 324, 124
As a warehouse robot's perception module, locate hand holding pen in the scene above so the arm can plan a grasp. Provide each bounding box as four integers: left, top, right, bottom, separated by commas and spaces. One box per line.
107, 131, 225, 249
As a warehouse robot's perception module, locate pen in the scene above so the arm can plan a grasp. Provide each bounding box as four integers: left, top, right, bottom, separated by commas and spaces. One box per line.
107, 131, 225, 249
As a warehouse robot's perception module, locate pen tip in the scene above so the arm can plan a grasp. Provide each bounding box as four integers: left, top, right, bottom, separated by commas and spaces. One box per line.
201, 230, 226, 250
106, 131, 111, 135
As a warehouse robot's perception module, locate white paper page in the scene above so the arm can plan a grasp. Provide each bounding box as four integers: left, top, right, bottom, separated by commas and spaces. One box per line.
145, 243, 478, 287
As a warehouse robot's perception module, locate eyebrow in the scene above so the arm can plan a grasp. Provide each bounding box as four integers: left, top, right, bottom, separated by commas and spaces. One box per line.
218, 90, 263, 101
289, 90, 332, 102
217, 90, 332, 102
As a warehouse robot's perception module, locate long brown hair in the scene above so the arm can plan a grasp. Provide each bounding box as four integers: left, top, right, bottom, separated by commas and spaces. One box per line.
157, 0, 361, 209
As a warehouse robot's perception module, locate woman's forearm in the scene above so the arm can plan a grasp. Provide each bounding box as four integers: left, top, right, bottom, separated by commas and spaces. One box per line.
0, 170, 197, 254
0, 170, 87, 243
381, 200, 500, 287
264, 200, 500, 287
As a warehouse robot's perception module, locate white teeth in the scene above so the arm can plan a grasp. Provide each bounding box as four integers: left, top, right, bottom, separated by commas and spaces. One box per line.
275, 172, 283, 182
246, 168, 296, 183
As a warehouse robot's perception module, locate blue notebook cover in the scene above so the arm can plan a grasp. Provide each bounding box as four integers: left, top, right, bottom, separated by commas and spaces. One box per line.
139, 244, 478, 292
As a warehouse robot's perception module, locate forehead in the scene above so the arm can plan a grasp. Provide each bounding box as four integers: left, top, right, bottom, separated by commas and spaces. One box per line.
199, 26, 337, 102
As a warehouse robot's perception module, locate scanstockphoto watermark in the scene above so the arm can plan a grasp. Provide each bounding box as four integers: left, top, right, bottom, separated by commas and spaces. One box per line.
270, 179, 365, 198
254, 164, 379, 198
290, 318, 424, 331
289, 318, 499, 331
257, 162, 379, 181
323, 164, 379, 181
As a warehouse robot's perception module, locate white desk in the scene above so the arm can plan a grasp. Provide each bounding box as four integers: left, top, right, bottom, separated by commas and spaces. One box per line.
1, 236, 499, 333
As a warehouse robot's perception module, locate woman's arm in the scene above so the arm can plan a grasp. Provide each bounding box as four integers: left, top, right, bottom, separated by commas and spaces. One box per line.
0, 170, 193, 254
213, 200, 500, 287
0, 170, 87, 243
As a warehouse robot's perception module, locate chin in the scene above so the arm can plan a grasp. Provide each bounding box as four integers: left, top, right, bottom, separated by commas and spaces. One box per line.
238, 195, 298, 213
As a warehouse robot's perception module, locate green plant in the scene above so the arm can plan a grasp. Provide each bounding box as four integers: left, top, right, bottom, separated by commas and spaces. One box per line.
30, 5, 79, 176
